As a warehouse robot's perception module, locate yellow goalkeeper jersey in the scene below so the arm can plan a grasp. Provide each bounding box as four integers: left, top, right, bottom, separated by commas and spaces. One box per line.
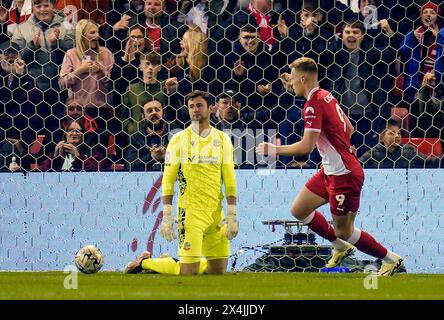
162, 125, 236, 212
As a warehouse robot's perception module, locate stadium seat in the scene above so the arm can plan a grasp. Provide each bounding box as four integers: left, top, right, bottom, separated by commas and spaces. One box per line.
111, 163, 125, 171
29, 163, 40, 171
401, 138, 443, 157
107, 135, 117, 157
391, 75, 404, 97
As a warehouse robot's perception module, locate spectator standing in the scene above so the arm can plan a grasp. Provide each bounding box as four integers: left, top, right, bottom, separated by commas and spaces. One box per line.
11, 0, 75, 123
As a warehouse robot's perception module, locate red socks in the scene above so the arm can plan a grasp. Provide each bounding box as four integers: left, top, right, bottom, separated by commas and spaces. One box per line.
347, 228, 388, 259
302, 211, 337, 242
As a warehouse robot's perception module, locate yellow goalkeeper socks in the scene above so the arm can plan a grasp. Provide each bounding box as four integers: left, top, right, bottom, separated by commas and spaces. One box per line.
198, 257, 207, 274
141, 257, 208, 275
142, 257, 180, 275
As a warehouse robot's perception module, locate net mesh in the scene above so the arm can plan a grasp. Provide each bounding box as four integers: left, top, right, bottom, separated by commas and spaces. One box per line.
0, 0, 443, 172
1, 0, 444, 273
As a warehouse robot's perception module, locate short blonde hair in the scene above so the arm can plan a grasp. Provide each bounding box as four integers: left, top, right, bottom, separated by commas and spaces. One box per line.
290, 57, 318, 74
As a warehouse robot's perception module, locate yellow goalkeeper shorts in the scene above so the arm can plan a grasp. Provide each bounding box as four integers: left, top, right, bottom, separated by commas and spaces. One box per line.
177, 208, 230, 264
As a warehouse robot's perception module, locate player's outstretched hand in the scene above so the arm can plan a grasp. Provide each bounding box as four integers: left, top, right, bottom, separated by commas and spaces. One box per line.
256, 142, 277, 156
224, 205, 238, 240
160, 204, 177, 241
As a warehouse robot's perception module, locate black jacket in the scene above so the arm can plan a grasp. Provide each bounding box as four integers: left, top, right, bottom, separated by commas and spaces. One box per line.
324, 38, 395, 116
359, 143, 441, 168
124, 121, 179, 171
223, 41, 280, 111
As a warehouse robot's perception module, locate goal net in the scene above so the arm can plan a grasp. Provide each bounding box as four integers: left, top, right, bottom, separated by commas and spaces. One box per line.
0, 0, 443, 273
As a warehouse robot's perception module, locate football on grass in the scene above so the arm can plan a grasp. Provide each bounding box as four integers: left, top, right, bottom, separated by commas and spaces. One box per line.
74, 245, 104, 274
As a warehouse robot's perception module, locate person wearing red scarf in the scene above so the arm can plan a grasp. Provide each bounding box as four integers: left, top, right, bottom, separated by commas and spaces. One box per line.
53, 0, 109, 26
6, 0, 32, 26
416, 2, 441, 89
247, 0, 276, 49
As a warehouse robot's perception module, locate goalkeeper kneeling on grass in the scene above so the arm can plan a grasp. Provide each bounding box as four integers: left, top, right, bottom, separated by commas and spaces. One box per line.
125, 91, 238, 275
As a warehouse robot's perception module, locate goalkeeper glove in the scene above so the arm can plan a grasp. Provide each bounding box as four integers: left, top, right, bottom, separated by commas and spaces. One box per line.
160, 204, 176, 241
224, 205, 238, 240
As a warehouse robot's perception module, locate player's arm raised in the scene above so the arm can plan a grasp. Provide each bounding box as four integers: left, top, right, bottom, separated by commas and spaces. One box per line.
256, 130, 320, 157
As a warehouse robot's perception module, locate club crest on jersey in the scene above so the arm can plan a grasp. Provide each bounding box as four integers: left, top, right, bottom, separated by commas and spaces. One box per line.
305, 106, 315, 114
213, 139, 220, 147
183, 242, 191, 251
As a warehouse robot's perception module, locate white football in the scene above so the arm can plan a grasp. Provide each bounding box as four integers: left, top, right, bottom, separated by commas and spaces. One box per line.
74, 245, 104, 274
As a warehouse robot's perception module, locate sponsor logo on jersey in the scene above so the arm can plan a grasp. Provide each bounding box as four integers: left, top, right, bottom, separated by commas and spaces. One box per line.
305, 106, 315, 115
198, 156, 219, 163
165, 152, 170, 163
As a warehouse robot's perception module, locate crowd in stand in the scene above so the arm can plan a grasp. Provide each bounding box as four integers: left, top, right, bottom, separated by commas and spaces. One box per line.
1, 0, 443, 172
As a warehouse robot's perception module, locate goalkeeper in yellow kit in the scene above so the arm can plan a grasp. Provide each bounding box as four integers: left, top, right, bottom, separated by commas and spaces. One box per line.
124, 91, 238, 275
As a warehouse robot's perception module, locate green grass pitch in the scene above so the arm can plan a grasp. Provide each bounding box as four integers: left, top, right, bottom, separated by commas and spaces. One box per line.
1, 272, 443, 300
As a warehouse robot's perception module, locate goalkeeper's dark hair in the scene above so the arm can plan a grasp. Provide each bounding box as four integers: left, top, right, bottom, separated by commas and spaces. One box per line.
187, 90, 211, 107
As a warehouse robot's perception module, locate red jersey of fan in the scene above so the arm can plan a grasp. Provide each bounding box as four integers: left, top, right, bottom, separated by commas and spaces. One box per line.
303, 87, 361, 176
